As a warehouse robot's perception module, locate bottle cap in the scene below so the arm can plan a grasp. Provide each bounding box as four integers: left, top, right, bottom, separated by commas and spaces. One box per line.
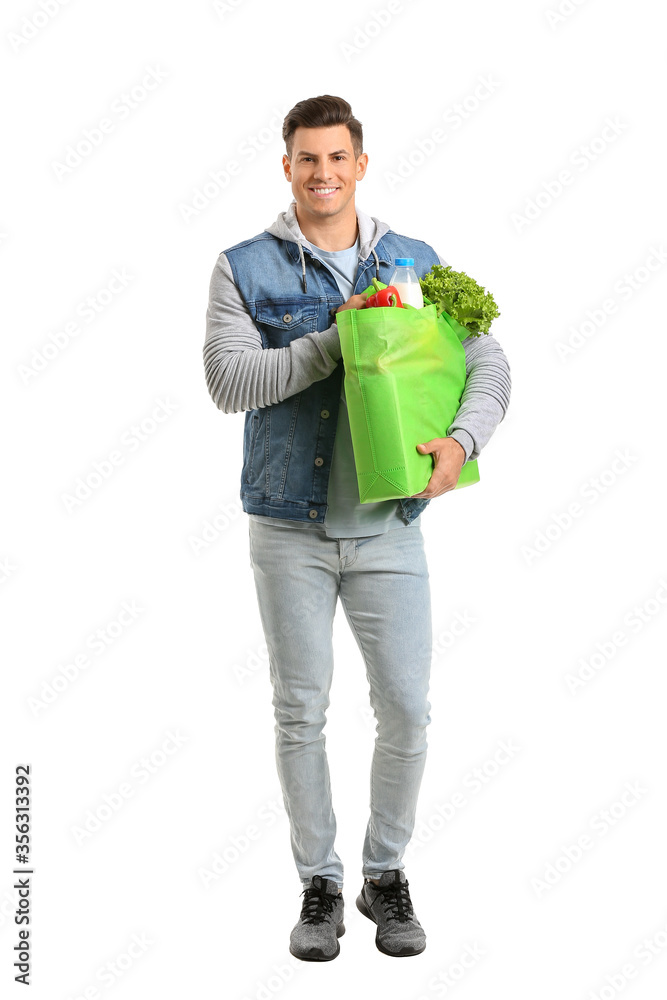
394, 258, 414, 266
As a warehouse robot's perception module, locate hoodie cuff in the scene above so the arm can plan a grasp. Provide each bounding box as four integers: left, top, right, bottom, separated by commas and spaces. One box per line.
447, 429, 474, 463
318, 323, 342, 363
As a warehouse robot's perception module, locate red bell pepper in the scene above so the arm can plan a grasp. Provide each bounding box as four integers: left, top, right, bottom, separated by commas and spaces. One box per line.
363, 278, 403, 309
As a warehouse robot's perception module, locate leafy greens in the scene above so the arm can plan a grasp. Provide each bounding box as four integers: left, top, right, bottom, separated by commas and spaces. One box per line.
419, 264, 500, 337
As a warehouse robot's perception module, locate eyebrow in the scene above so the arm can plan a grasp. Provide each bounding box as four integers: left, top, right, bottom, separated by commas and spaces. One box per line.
295, 149, 350, 157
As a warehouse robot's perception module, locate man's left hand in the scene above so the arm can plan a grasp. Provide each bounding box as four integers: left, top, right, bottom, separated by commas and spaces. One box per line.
410, 437, 466, 498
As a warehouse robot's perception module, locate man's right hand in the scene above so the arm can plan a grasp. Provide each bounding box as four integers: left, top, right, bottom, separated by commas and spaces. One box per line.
335, 293, 368, 313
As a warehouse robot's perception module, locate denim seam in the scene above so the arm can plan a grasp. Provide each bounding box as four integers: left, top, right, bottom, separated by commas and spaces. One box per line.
337, 583, 378, 871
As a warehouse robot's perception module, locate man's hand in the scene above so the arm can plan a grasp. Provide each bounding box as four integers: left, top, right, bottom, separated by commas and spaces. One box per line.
335, 293, 368, 313
411, 437, 466, 498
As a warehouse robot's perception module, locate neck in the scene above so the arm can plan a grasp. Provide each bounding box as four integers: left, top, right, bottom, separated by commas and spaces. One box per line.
295, 204, 358, 252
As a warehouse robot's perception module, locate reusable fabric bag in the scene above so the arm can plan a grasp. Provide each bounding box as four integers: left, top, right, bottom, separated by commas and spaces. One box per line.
336, 291, 480, 503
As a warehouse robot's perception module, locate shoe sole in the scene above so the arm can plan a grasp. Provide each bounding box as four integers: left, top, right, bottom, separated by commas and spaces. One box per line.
356, 893, 426, 957
289, 921, 345, 962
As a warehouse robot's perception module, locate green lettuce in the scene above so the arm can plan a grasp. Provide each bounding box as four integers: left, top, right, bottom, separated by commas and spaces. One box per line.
419, 264, 500, 337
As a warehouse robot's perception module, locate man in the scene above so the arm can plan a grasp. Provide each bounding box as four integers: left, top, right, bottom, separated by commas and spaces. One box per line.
203, 95, 511, 961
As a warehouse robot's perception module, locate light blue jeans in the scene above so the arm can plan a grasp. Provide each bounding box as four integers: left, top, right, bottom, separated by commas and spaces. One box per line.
248, 517, 433, 891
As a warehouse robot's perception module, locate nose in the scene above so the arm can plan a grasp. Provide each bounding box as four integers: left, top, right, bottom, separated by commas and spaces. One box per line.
313, 164, 334, 182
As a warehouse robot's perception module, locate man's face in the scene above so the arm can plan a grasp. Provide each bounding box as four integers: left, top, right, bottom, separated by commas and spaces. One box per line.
282, 125, 368, 223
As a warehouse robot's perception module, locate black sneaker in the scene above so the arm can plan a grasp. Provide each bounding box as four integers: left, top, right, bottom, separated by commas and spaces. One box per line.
289, 875, 345, 962
356, 869, 426, 956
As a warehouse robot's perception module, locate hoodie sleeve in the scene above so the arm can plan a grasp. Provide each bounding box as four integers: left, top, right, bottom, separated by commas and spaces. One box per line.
203, 253, 343, 414
446, 332, 512, 462
433, 250, 511, 462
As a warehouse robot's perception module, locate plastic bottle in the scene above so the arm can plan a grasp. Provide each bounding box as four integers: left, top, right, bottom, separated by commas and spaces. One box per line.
389, 258, 423, 309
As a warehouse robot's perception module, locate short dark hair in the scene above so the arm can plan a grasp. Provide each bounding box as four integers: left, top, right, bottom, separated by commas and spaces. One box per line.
283, 95, 363, 160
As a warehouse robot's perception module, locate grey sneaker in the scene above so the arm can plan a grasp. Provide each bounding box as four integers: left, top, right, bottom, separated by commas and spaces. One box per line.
356, 869, 426, 956
289, 875, 345, 962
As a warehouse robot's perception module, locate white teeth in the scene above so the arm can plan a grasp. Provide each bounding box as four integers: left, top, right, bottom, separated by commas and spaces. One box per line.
311, 187, 337, 193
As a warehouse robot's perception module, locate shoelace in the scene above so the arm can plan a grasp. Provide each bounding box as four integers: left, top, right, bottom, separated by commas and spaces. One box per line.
368, 878, 414, 923
299, 884, 339, 925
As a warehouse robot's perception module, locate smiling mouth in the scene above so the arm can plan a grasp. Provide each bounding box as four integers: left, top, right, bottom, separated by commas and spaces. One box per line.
309, 187, 339, 197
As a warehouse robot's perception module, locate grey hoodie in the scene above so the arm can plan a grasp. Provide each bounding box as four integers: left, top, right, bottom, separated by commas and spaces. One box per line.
204, 201, 511, 463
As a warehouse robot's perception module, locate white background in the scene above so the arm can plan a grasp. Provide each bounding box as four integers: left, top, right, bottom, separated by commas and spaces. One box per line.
2, 0, 666, 997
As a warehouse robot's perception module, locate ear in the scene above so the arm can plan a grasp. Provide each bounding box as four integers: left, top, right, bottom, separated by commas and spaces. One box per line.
282, 154, 292, 182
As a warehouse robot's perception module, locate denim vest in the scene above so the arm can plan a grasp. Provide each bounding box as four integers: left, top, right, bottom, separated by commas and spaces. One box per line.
224, 228, 440, 525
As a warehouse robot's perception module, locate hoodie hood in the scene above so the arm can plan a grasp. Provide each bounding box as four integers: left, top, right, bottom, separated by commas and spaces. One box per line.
265, 199, 391, 293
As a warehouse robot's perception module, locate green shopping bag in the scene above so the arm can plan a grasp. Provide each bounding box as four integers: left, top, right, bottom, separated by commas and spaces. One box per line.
336, 288, 480, 503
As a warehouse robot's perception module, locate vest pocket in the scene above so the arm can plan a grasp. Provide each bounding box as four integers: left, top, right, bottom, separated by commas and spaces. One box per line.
253, 298, 319, 348
247, 411, 259, 482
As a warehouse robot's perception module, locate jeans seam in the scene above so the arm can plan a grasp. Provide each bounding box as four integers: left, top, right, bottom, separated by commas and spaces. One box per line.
338, 586, 378, 871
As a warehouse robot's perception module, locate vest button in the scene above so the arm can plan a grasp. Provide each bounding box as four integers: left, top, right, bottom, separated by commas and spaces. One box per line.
282, 313, 292, 323
309, 509, 318, 519
320, 409, 330, 419
314, 457, 324, 467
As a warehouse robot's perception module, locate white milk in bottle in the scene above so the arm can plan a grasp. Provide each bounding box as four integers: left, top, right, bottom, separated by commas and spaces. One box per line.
389, 258, 423, 309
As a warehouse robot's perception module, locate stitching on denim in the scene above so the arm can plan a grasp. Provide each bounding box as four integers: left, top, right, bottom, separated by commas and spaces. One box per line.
338, 582, 379, 868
